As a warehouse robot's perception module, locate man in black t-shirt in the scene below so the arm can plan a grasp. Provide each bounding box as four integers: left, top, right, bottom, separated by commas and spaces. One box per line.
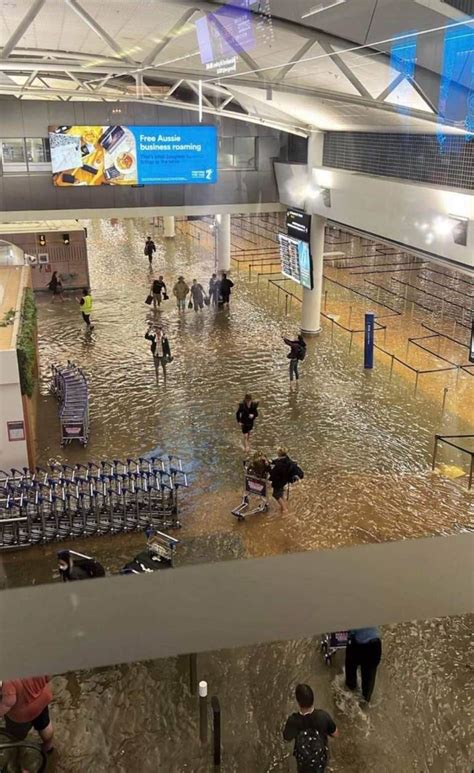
283, 684, 337, 772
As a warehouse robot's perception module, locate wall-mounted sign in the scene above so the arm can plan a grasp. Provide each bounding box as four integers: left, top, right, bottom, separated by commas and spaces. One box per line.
38, 253, 49, 264
278, 233, 313, 290
48, 125, 218, 187
286, 208, 311, 243
7, 421, 25, 441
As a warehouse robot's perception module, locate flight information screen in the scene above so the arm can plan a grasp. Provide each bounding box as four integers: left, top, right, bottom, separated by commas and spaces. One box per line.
278, 233, 313, 290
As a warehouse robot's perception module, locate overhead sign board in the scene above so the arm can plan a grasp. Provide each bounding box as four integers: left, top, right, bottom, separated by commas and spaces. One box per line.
286, 208, 311, 242
278, 233, 313, 290
48, 125, 218, 187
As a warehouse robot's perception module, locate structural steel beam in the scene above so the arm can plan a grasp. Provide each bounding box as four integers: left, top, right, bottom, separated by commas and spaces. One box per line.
64, 0, 136, 65
1, 0, 47, 58
0, 534, 472, 678
317, 38, 372, 99
275, 37, 317, 82
376, 72, 406, 101
142, 8, 199, 67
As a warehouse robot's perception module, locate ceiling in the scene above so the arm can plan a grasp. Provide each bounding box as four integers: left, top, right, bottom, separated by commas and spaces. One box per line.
0, 0, 472, 135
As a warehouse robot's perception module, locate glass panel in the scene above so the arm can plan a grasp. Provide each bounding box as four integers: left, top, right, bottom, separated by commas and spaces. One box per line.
26, 137, 51, 166
233, 136, 256, 169
1, 138, 27, 171
218, 136, 233, 168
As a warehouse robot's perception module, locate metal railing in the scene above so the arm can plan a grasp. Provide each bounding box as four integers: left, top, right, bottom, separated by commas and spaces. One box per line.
0, 736, 47, 772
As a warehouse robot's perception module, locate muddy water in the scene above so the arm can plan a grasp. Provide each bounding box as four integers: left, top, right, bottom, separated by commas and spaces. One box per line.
46, 615, 472, 773
1, 218, 472, 771
1, 217, 472, 586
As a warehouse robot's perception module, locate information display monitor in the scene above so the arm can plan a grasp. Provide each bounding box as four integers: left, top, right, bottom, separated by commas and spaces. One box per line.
48, 125, 217, 186
286, 208, 311, 242
278, 233, 313, 290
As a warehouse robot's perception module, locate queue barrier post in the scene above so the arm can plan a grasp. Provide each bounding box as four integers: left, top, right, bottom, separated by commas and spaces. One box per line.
189, 653, 198, 695
211, 696, 221, 767
199, 681, 208, 744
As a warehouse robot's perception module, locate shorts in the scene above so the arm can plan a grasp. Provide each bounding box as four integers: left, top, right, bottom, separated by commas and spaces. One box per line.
5, 706, 51, 740
272, 487, 285, 501
241, 423, 254, 435
82, 312, 90, 324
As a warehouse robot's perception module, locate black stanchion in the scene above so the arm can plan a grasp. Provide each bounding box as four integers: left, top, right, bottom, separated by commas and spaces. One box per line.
211, 696, 221, 767
189, 653, 197, 695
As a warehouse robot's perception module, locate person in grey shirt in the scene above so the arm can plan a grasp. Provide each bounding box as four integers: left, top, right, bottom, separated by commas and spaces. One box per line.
345, 626, 382, 703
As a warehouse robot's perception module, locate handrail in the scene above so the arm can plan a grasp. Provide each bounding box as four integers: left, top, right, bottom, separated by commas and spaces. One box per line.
0, 740, 47, 772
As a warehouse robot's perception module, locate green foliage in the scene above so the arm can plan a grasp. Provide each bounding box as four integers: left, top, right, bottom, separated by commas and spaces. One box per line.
0, 308, 15, 327
16, 288, 37, 397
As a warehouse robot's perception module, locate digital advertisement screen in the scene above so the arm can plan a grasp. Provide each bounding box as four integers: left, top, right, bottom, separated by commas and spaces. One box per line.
48, 125, 218, 186
278, 233, 313, 290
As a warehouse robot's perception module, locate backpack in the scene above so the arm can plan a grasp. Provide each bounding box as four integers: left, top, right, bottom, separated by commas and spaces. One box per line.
297, 344, 306, 361
290, 461, 304, 482
294, 727, 328, 772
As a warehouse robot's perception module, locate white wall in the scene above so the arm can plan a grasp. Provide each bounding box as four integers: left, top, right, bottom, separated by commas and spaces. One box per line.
0, 349, 28, 471
274, 162, 474, 271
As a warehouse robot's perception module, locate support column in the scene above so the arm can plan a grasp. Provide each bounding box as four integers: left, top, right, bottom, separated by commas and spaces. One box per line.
163, 215, 175, 238
216, 213, 231, 272
301, 131, 325, 335
301, 214, 325, 335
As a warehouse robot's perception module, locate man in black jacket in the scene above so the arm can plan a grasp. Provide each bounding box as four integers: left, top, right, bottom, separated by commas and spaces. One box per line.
283, 684, 338, 773
144, 236, 156, 266
269, 446, 304, 513
219, 272, 234, 306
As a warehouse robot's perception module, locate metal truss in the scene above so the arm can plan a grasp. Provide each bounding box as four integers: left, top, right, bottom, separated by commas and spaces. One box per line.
0, 0, 451, 133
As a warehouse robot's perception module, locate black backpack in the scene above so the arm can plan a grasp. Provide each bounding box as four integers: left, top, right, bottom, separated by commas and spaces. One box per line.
297, 344, 306, 361
294, 727, 328, 772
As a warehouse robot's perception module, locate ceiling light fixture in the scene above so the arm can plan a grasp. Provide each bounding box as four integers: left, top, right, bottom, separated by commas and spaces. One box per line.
301, 0, 346, 19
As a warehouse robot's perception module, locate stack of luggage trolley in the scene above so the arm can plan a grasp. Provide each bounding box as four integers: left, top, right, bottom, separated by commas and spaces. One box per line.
51, 362, 89, 447
0, 456, 188, 550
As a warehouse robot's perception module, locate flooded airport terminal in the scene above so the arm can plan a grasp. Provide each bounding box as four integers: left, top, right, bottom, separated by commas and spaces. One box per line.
0, 2, 473, 771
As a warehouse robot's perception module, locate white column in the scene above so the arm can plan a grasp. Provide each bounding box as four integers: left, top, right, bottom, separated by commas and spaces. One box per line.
163, 215, 175, 238
301, 214, 325, 335
301, 131, 325, 335
216, 213, 231, 272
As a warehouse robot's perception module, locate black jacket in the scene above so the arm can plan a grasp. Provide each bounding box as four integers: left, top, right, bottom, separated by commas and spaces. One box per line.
270, 455, 304, 488
145, 240, 156, 255
220, 277, 234, 296
145, 331, 171, 357
236, 401, 258, 426
152, 279, 166, 295
284, 338, 306, 361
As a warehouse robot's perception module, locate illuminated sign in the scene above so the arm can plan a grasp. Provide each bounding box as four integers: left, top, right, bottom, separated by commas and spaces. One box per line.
278, 233, 313, 290
286, 208, 311, 243
196, 0, 273, 74
48, 125, 218, 186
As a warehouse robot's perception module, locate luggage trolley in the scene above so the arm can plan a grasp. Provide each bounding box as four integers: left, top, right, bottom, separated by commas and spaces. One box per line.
320, 631, 349, 665
232, 460, 270, 520
51, 363, 90, 447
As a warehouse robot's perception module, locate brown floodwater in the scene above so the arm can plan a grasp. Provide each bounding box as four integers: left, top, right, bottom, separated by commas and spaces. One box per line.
0, 217, 472, 771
